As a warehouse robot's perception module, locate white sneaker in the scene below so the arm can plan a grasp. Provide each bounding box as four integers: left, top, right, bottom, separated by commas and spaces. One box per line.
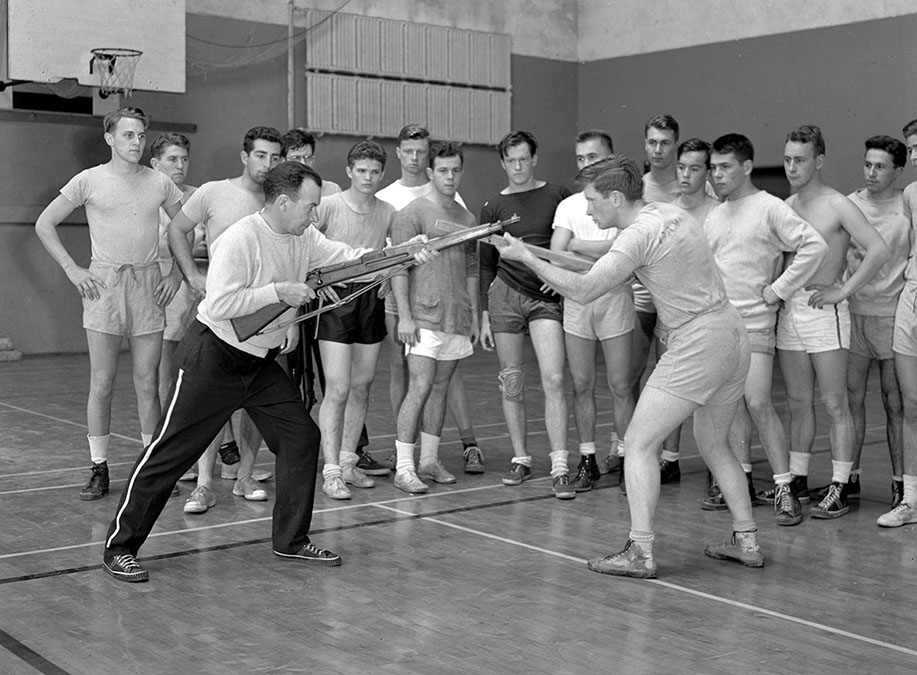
877, 502, 917, 528
394, 468, 429, 494
183, 485, 216, 514
342, 465, 375, 489
232, 476, 268, 501
418, 461, 456, 484
322, 475, 351, 500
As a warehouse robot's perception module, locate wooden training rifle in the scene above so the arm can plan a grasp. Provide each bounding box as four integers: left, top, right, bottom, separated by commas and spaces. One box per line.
230, 215, 520, 342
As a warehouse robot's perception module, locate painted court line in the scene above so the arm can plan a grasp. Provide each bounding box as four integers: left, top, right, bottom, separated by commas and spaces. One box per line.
0, 401, 140, 443
375, 503, 917, 660
0, 479, 548, 560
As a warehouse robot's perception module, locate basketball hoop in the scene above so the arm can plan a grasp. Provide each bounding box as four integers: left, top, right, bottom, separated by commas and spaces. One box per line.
90, 48, 142, 98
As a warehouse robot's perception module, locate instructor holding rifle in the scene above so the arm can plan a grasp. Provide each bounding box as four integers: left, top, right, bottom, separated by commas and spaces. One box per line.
101, 161, 439, 583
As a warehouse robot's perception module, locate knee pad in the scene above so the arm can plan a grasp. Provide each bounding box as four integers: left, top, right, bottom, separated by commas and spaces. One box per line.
498, 366, 525, 402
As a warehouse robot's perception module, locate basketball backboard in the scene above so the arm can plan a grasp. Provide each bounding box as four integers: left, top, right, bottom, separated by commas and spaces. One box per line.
5, 0, 185, 93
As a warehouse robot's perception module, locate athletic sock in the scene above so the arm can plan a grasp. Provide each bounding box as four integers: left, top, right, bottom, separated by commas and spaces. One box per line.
140, 433, 153, 447
733, 519, 757, 533
419, 432, 441, 466
578, 442, 596, 457
789, 451, 810, 477
88, 434, 109, 464
740, 462, 753, 474
511, 454, 533, 468
628, 529, 655, 555
549, 450, 570, 478
395, 440, 416, 473
773, 472, 792, 486
340, 449, 358, 470
660, 450, 679, 462
322, 464, 342, 481
892, 474, 903, 482
831, 460, 854, 485
610, 431, 621, 455
617, 441, 626, 459
903, 475, 917, 505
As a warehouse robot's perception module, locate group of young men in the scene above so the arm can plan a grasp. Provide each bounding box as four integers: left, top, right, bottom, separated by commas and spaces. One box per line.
33, 105, 917, 583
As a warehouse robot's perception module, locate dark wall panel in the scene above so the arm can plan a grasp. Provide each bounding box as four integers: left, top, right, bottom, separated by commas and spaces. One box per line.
578, 14, 917, 194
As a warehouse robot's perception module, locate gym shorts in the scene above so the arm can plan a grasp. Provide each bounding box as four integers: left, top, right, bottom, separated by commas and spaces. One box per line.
82, 261, 165, 337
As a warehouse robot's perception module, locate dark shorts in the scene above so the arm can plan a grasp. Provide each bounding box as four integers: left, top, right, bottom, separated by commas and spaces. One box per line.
316, 283, 386, 345
488, 276, 562, 333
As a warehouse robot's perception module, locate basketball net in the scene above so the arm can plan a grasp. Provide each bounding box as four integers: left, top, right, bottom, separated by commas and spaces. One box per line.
91, 48, 143, 98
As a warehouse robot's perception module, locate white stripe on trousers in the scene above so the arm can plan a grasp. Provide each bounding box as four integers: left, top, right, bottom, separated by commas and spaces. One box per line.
105, 368, 186, 550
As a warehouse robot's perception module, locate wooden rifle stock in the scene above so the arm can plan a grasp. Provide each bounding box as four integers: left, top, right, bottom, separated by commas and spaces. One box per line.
482, 234, 595, 272
230, 215, 519, 342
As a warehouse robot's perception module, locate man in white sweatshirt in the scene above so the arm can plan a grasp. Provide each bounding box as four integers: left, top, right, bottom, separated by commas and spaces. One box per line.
102, 162, 407, 582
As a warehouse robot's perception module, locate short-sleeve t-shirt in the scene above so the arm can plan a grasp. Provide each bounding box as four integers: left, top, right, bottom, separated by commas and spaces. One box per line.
846, 188, 909, 316
316, 192, 395, 282
479, 183, 571, 306
642, 173, 679, 204
611, 202, 729, 330
552, 191, 617, 242
60, 164, 182, 265
179, 179, 265, 252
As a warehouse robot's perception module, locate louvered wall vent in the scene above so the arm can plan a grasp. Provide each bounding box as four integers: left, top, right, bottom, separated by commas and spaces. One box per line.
302, 9, 511, 145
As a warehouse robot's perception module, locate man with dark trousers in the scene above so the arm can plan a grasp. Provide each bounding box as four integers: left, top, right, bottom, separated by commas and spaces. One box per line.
102, 162, 388, 582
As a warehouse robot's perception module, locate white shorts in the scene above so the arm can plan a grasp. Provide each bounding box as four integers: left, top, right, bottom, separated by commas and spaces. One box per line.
405, 329, 473, 361
563, 286, 634, 341
894, 283, 917, 357
776, 289, 850, 353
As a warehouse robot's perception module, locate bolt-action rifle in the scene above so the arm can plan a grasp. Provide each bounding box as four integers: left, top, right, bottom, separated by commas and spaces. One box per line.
230, 215, 520, 342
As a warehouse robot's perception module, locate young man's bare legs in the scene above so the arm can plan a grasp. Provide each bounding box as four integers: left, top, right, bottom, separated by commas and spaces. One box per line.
129, 332, 164, 440
779, 348, 855, 518
848, 352, 904, 502
879, 353, 917, 526
567, 332, 633, 491
386, 312, 483, 471
82, 330, 163, 501
318, 340, 381, 499
394, 354, 459, 493
588, 387, 759, 578
495, 319, 570, 496
82, 330, 126, 500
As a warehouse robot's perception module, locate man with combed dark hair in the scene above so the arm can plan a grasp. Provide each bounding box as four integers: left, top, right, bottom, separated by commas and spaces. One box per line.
498, 154, 761, 578
651, 138, 721, 485
550, 129, 634, 494
844, 135, 908, 514
102, 161, 422, 582
282, 127, 342, 196
377, 124, 486, 475
480, 130, 573, 498
777, 126, 888, 521
389, 141, 480, 493
314, 140, 395, 499
150, 133, 201, 443
36, 107, 183, 502
704, 132, 828, 526
168, 126, 284, 512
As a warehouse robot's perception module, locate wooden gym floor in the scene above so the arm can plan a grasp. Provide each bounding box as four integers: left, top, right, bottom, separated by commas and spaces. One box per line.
0, 342, 915, 674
